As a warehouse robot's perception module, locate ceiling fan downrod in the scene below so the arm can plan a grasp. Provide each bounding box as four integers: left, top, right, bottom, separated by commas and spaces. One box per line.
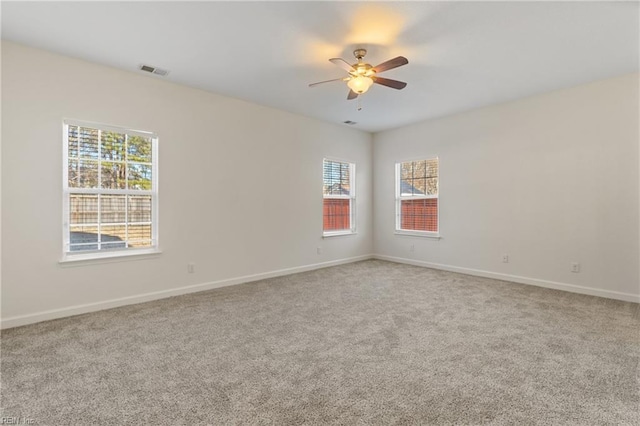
353, 49, 367, 62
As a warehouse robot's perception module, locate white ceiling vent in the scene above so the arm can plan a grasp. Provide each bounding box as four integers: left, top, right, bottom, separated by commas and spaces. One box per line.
139, 64, 169, 76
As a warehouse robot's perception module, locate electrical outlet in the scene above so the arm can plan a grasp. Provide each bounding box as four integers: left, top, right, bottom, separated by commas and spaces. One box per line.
502, 254, 509, 263
187, 263, 195, 274
571, 262, 580, 273
317, 247, 322, 255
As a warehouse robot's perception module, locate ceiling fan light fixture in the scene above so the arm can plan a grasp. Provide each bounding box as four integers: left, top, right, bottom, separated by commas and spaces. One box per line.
347, 75, 374, 94
310, 49, 407, 99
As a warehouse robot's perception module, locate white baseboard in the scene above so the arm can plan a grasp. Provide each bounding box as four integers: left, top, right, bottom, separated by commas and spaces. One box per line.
1, 254, 374, 329
4, 253, 636, 329
373, 254, 640, 303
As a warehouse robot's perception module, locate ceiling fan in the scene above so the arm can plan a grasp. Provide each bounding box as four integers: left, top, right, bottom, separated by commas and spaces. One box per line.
309, 49, 408, 100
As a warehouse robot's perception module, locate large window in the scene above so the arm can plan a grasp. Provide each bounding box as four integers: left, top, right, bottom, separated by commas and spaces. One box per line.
63, 120, 158, 259
323, 159, 355, 236
396, 158, 439, 236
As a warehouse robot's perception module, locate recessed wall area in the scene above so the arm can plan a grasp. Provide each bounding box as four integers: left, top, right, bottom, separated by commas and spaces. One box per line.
1, 41, 638, 328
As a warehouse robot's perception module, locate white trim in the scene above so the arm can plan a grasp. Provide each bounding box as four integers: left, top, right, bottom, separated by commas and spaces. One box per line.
152, 132, 160, 251
398, 194, 438, 200
323, 194, 351, 200
64, 188, 154, 196
394, 154, 441, 164
395, 158, 440, 234
394, 230, 441, 239
64, 118, 156, 139
62, 120, 159, 258
1, 254, 374, 329
373, 254, 640, 303
322, 155, 354, 165
59, 248, 162, 266
323, 231, 357, 238
322, 158, 356, 234
62, 122, 70, 253
5, 253, 638, 329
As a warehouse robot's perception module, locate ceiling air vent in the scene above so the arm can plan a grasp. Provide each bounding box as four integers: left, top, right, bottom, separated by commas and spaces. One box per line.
343, 120, 357, 125
139, 64, 170, 76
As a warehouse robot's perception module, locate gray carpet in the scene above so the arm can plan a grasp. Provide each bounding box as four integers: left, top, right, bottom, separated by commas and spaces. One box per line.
1, 260, 639, 425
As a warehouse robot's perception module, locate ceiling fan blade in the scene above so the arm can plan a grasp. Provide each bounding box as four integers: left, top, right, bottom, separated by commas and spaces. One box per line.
373, 76, 407, 90
372, 56, 408, 73
347, 90, 358, 100
330, 58, 355, 73
308, 78, 346, 87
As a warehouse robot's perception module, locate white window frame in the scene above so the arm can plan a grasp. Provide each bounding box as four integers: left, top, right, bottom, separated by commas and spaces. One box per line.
322, 158, 356, 237
395, 157, 440, 238
61, 119, 160, 262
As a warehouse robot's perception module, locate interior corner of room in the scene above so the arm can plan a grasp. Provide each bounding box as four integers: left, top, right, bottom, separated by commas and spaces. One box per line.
1, 1, 639, 423
4, 41, 637, 328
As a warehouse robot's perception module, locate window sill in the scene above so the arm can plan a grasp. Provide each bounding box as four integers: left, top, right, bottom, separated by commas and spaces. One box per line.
394, 230, 441, 239
323, 231, 357, 238
59, 248, 162, 267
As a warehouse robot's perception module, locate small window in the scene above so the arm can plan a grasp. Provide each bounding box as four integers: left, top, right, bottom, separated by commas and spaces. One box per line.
396, 158, 439, 236
63, 120, 159, 259
323, 159, 355, 236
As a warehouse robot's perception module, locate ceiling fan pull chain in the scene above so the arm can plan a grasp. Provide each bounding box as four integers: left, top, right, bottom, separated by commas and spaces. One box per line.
357, 97, 362, 111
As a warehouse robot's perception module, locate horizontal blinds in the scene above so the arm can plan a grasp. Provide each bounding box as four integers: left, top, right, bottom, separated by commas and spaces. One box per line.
323, 199, 351, 231
400, 199, 438, 232
398, 158, 438, 232
323, 159, 354, 232
65, 119, 156, 139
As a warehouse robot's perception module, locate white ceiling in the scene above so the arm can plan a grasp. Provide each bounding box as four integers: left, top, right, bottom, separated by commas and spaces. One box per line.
2, 1, 638, 133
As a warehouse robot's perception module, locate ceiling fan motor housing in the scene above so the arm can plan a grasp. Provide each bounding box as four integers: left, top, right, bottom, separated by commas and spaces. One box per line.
351, 49, 374, 77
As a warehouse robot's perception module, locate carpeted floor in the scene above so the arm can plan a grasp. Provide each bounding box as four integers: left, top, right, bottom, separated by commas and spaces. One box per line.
1, 260, 639, 425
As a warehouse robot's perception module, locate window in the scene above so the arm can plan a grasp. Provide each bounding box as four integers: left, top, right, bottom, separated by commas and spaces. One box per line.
396, 158, 439, 236
323, 159, 355, 236
62, 120, 158, 259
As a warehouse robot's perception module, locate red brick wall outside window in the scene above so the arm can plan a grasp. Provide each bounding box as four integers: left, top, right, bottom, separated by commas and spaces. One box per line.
397, 158, 439, 233
400, 199, 438, 232
323, 159, 354, 233
323, 199, 351, 230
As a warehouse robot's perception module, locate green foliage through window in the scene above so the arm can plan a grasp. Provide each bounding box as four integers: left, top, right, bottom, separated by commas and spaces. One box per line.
67, 126, 153, 190
65, 122, 157, 254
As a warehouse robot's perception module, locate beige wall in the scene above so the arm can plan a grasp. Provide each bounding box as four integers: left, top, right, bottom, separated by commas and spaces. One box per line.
1, 41, 374, 326
2, 41, 638, 328
373, 73, 640, 301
